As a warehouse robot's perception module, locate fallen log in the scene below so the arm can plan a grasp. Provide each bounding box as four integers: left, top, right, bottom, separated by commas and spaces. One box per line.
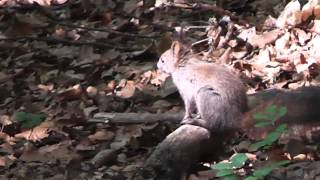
88, 87, 320, 179
134, 125, 234, 180
136, 125, 212, 180
90, 86, 320, 125
134, 86, 320, 180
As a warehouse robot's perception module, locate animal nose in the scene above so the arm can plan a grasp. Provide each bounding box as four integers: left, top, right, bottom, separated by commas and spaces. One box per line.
153, 63, 158, 69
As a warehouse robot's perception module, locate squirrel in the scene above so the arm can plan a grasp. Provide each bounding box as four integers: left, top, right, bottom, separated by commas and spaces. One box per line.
157, 41, 248, 132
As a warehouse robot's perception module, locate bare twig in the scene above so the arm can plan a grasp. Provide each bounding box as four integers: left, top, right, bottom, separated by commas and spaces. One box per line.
49, 21, 159, 39
89, 112, 183, 124
164, 2, 249, 26
0, 36, 138, 51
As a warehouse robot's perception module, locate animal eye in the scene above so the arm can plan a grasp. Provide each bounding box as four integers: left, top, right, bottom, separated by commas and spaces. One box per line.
161, 58, 164, 63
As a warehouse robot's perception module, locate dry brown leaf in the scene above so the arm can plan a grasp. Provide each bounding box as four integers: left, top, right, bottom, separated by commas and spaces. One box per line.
53, 28, 66, 38
75, 139, 95, 151
4, 19, 34, 37
155, 0, 170, 7
64, 70, 85, 81
58, 84, 83, 101
293, 154, 307, 160
106, 80, 116, 92
275, 32, 290, 52
140, 70, 153, 84
116, 125, 143, 140
150, 70, 169, 86
245, 153, 257, 161
103, 49, 121, 61
309, 34, 320, 58
14, 127, 50, 141
0, 157, 6, 166
238, 27, 256, 41
123, 0, 139, 14
0, 115, 12, 126
110, 141, 127, 150
296, 63, 308, 73
257, 48, 271, 66
302, 0, 320, 21
0, 72, 9, 83
88, 129, 115, 142
276, 0, 302, 28
122, 164, 140, 172
48, 46, 79, 58
302, 0, 314, 21
115, 80, 136, 98
110, 125, 143, 150
29, 0, 52, 6
265, 66, 281, 81
262, 15, 277, 29
19, 141, 80, 162
0, 141, 14, 155
37, 84, 54, 92
248, 29, 284, 49
310, 20, 320, 34
314, 4, 320, 17
219, 47, 232, 64
101, 12, 113, 25
0, 132, 12, 144
151, 99, 172, 112
91, 149, 117, 168
77, 46, 101, 65
292, 53, 305, 65
292, 28, 310, 45
83, 106, 98, 117
86, 86, 98, 98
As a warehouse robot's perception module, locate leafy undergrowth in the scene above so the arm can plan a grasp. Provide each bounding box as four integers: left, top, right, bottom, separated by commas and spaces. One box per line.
212, 105, 290, 180
0, 0, 320, 179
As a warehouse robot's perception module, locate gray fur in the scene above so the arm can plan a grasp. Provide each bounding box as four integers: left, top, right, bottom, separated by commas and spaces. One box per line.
157, 42, 248, 132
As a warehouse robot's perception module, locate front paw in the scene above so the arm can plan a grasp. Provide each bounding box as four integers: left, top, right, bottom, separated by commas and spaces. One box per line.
194, 114, 201, 119
180, 117, 196, 125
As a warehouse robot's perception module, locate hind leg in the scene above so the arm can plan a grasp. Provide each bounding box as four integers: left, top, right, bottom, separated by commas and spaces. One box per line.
197, 85, 242, 132
181, 86, 222, 130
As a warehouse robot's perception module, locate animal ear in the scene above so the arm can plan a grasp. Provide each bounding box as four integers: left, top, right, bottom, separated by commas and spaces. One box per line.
171, 41, 184, 62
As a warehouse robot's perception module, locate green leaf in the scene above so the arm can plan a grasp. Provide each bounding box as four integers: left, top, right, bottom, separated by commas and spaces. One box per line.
211, 162, 234, 170
250, 124, 287, 151
253, 160, 291, 178
265, 105, 277, 115
262, 145, 272, 150
221, 175, 238, 180
15, 112, 29, 122
15, 111, 46, 129
277, 106, 287, 118
253, 113, 272, 121
253, 166, 273, 178
244, 176, 259, 180
254, 121, 272, 127
216, 169, 234, 177
275, 124, 287, 133
249, 140, 269, 151
231, 153, 248, 168
264, 131, 281, 144
271, 160, 291, 167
